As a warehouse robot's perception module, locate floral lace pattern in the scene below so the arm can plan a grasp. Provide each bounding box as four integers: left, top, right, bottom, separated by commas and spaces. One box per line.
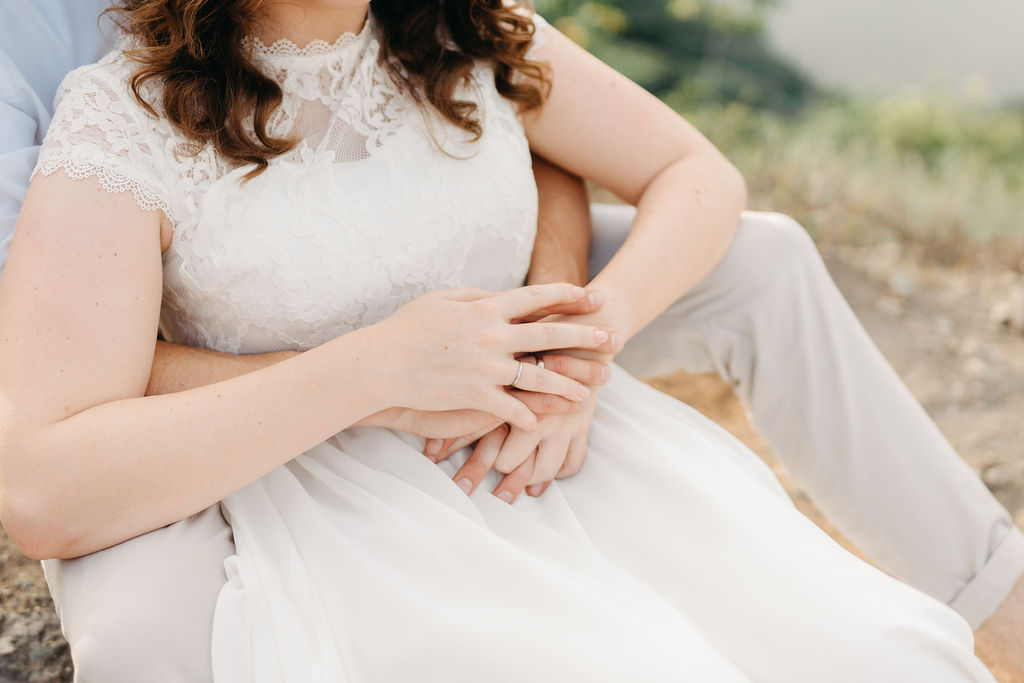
34, 12, 543, 354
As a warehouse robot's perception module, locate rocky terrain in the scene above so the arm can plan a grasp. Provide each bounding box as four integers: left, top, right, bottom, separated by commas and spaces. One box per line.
1, 242, 1022, 682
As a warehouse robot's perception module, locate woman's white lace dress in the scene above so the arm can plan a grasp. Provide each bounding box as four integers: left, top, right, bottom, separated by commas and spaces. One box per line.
34, 13, 994, 683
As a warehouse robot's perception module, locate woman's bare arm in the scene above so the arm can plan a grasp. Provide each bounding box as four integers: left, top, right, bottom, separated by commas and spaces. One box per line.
0, 172, 610, 560
0, 175, 394, 558
523, 22, 746, 340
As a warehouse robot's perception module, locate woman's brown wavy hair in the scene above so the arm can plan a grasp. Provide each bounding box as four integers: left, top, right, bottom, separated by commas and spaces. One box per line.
110, 0, 551, 178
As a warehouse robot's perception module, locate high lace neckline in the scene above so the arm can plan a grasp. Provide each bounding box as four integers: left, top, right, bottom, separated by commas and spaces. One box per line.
250, 12, 374, 61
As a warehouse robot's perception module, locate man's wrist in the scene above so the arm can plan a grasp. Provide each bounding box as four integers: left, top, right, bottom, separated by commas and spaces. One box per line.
526, 266, 587, 287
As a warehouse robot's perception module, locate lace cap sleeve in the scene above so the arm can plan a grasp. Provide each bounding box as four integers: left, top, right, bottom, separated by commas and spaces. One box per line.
34, 57, 175, 223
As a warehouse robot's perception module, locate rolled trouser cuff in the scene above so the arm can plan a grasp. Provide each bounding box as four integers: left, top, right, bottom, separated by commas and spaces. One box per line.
950, 526, 1024, 630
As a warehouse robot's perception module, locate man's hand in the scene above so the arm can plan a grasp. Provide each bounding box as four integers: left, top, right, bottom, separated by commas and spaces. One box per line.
421, 347, 609, 453
426, 340, 610, 502
442, 389, 599, 502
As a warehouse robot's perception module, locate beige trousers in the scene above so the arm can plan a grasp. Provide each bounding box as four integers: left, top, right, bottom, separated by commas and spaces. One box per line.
44, 209, 1024, 681
596, 207, 1024, 629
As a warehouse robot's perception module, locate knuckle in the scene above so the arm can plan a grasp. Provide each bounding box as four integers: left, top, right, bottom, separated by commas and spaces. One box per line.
557, 461, 580, 479
526, 287, 544, 307
486, 360, 510, 382
473, 299, 499, 319
494, 458, 517, 475
532, 459, 558, 484
461, 462, 489, 481
515, 392, 537, 411
478, 329, 504, 350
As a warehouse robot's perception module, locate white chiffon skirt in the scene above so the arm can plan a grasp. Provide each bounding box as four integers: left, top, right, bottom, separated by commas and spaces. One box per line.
211, 366, 994, 683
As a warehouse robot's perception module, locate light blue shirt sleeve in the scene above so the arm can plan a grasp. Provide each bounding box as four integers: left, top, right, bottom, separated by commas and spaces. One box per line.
0, 0, 116, 280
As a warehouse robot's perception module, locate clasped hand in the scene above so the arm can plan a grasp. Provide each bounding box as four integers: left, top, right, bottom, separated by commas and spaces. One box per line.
362, 280, 616, 431
362, 283, 617, 500
430, 370, 601, 503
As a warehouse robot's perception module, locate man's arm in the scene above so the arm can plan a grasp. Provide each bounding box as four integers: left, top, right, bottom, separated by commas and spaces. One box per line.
147, 341, 296, 395
526, 154, 591, 287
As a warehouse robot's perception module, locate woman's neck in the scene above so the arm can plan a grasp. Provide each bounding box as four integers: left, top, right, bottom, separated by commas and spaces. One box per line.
254, 2, 370, 47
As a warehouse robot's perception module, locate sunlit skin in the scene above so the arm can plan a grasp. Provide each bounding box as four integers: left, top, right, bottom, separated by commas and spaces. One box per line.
254, 0, 371, 46
0, 0, 741, 566
0, 0, 1019, 676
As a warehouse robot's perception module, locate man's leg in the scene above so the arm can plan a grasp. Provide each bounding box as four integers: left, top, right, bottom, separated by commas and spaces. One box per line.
589, 204, 1024, 630
43, 504, 231, 682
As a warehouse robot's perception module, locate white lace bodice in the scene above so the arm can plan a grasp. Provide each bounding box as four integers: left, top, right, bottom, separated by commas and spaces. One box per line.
35, 13, 541, 353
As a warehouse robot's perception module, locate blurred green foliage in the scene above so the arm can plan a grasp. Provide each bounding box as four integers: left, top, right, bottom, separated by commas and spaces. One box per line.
535, 0, 814, 113
534, 0, 1024, 259
685, 94, 1024, 263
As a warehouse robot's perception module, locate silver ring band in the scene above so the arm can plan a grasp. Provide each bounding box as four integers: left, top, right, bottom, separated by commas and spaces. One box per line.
511, 360, 526, 388
536, 358, 545, 370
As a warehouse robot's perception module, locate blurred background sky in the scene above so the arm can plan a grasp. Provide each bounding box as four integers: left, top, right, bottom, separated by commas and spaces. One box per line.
766, 0, 1024, 104
535, 0, 1024, 264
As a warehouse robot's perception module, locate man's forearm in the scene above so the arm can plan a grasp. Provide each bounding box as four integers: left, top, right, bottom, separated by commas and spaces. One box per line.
527, 154, 591, 287
147, 340, 297, 396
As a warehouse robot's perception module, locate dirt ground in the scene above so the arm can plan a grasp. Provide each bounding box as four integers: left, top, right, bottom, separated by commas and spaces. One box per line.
1, 243, 1022, 682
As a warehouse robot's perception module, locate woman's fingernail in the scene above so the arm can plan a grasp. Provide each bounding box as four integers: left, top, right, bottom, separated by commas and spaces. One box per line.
577, 384, 591, 401
497, 490, 514, 504
600, 365, 611, 382
456, 478, 473, 495
588, 292, 604, 307
594, 329, 609, 344
610, 333, 622, 351
571, 286, 586, 297
527, 484, 543, 496
425, 439, 441, 455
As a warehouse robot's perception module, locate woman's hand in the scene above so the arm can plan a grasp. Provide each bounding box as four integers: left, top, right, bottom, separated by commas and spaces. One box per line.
419, 350, 609, 454
373, 283, 620, 431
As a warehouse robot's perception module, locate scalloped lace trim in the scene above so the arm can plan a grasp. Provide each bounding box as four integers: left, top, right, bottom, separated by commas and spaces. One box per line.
34, 159, 173, 222
249, 19, 370, 59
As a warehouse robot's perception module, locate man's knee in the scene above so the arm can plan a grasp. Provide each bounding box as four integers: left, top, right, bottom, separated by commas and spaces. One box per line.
715, 211, 821, 297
